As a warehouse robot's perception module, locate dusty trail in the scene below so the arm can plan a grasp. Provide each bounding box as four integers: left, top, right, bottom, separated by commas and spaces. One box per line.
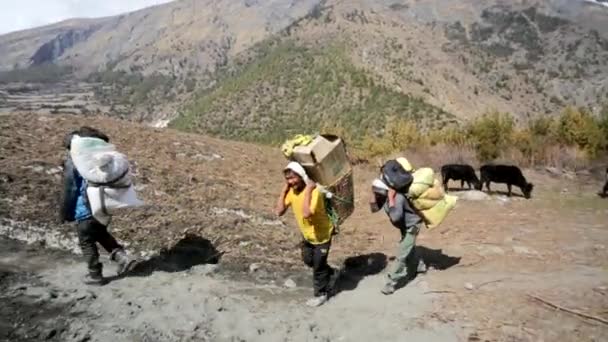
0, 237, 463, 342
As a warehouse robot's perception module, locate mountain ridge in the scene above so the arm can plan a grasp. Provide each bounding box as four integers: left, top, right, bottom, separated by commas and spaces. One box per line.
1, 0, 607, 139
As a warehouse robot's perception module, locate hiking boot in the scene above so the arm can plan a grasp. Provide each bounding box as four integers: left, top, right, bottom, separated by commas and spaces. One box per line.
110, 249, 136, 275
83, 273, 107, 286
306, 294, 328, 307
381, 282, 396, 295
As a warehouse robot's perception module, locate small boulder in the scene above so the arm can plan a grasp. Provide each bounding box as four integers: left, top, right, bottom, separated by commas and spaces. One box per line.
495, 196, 510, 204
456, 190, 490, 201
239, 241, 252, 247
0, 173, 13, 183
192, 264, 219, 276
283, 278, 297, 289
249, 263, 260, 273
545, 167, 561, 176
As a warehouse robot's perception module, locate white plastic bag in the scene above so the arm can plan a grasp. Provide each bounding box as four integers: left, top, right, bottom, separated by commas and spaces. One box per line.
87, 184, 144, 225
70, 136, 130, 184
70, 135, 144, 223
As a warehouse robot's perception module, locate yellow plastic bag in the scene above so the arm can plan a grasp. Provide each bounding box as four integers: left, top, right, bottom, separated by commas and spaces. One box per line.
395, 157, 457, 229
420, 195, 457, 230
408, 168, 435, 198
396, 157, 414, 172
412, 197, 440, 211
419, 179, 445, 201
281, 134, 314, 159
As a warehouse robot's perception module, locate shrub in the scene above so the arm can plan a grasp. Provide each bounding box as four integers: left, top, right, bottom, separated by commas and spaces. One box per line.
556, 106, 606, 157
384, 117, 423, 151
336, 105, 608, 171
599, 104, 608, 142
428, 126, 469, 147
467, 111, 514, 161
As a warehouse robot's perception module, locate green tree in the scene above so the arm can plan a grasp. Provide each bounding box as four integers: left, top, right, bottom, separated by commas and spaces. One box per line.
467, 111, 514, 161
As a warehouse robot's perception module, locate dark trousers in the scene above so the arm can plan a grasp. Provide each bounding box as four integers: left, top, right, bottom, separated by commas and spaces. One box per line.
301, 240, 333, 297
77, 218, 122, 275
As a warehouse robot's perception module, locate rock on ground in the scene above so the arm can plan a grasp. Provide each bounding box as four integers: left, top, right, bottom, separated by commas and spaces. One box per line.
453, 190, 490, 201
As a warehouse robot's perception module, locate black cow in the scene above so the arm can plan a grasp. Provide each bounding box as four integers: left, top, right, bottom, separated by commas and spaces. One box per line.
479, 164, 534, 199
441, 164, 480, 191
601, 168, 608, 197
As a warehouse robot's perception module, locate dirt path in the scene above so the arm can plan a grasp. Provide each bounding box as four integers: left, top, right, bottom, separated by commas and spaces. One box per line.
0, 236, 464, 342
2, 188, 608, 342
2, 113, 608, 341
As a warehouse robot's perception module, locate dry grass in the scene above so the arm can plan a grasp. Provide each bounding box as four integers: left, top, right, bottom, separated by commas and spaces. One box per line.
0, 113, 305, 269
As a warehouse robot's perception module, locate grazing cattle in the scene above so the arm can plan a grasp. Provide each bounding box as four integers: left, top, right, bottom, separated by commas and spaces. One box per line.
479, 164, 534, 199
602, 168, 608, 197
441, 164, 480, 191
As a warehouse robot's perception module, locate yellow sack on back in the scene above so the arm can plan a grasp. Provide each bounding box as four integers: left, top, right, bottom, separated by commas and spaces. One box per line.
395, 157, 456, 229
396, 157, 414, 172
419, 179, 445, 201
420, 194, 457, 230
281, 134, 314, 159
408, 168, 435, 198
412, 197, 440, 211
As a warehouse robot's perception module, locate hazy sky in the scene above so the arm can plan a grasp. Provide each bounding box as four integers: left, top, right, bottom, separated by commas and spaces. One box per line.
0, 0, 174, 34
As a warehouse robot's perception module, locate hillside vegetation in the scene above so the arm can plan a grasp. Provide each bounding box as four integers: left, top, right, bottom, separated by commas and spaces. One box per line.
2, 1, 608, 127
171, 39, 456, 144
351, 105, 608, 170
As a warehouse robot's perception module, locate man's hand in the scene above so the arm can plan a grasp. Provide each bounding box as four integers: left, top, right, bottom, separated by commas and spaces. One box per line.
388, 188, 396, 200
388, 188, 397, 208
369, 192, 380, 213
276, 182, 291, 217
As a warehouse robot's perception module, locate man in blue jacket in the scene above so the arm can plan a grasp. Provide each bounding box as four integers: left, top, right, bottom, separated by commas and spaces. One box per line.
60, 127, 135, 285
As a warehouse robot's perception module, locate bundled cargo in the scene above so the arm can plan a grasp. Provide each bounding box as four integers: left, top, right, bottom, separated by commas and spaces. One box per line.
70, 136, 144, 225
281, 134, 314, 159
382, 157, 457, 230
283, 134, 354, 227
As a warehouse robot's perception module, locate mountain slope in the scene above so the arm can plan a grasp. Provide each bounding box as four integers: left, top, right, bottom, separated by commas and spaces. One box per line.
0, 0, 322, 77
172, 39, 456, 144
1, 0, 607, 135
171, 0, 608, 143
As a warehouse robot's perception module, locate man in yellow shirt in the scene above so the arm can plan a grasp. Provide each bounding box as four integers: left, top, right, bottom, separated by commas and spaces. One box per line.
276, 162, 338, 307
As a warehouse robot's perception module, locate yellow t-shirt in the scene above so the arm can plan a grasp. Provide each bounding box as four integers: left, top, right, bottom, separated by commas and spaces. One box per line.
285, 187, 334, 245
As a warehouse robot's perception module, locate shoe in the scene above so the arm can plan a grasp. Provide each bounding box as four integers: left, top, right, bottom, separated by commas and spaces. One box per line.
381, 283, 396, 295
111, 249, 137, 275
417, 260, 427, 274
306, 295, 328, 307
83, 273, 107, 286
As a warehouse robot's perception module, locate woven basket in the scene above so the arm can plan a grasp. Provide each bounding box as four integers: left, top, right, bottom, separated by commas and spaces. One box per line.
325, 169, 354, 227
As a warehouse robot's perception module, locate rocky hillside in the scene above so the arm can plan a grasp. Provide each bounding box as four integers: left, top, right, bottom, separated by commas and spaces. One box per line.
0, 0, 321, 76
1, 0, 607, 139
174, 0, 608, 143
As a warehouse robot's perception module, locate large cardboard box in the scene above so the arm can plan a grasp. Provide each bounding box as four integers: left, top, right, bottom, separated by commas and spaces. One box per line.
292, 135, 350, 186
289, 134, 354, 226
